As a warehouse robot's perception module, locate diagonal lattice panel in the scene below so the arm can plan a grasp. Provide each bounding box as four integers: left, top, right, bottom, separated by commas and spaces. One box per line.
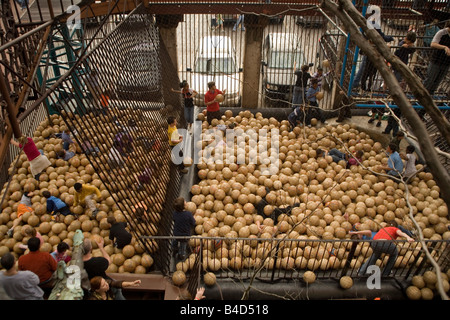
46, 6, 184, 274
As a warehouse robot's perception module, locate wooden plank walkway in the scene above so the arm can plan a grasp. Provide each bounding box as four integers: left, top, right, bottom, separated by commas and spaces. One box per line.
107, 272, 180, 300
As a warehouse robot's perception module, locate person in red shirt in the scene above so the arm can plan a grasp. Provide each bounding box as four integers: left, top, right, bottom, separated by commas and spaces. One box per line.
18, 237, 57, 288
204, 81, 226, 125
358, 221, 414, 277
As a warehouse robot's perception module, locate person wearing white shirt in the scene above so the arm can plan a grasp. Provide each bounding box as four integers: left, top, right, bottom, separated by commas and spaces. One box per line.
401, 145, 417, 180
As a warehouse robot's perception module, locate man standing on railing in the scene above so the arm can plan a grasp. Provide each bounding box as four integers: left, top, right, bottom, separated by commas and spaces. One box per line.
358, 221, 414, 277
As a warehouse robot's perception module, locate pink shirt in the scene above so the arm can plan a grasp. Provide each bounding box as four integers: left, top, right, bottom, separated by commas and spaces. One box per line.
348, 156, 362, 166
19, 137, 41, 161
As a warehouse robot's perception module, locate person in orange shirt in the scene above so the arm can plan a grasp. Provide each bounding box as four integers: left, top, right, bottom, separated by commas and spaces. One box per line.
358, 220, 414, 276
99, 89, 110, 115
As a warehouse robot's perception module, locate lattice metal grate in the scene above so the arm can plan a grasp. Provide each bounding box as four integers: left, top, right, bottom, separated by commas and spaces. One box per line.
45, 6, 184, 274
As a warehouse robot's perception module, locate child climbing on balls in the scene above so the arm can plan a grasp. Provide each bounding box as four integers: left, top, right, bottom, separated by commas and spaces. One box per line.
10, 136, 51, 180
43, 190, 77, 221
61, 128, 76, 151
56, 148, 76, 161
401, 145, 418, 180
107, 215, 132, 249
73, 182, 102, 218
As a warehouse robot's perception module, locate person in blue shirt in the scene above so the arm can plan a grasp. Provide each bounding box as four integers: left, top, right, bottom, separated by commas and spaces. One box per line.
42, 190, 76, 220
381, 143, 404, 178
14, 0, 29, 9
349, 223, 377, 240
423, 19, 440, 48
56, 149, 75, 161
306, 79, 320, 106
306, 79, 327, 124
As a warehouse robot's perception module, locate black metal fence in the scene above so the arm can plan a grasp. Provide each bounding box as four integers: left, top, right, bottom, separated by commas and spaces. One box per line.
159, 236, 449, 285
41, 6, 184, 274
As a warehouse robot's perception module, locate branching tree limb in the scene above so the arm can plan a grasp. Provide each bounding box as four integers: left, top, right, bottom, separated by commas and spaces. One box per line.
321, 0, 450, 211
326, 133, 448, 300
336, 0, 450, 147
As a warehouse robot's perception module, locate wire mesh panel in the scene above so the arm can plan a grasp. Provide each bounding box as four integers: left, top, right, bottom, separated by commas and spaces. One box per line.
43, 6, 184, 274
177, 14, 246, 108
174, 11, 334, 110
261, 15, 329, 108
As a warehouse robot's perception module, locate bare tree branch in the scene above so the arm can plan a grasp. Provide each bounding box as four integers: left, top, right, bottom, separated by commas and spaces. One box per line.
336, 0, 450, 147
320, 0, 450, 210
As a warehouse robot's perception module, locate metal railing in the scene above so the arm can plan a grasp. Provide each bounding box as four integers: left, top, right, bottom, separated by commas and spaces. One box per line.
148, 236, 450, 283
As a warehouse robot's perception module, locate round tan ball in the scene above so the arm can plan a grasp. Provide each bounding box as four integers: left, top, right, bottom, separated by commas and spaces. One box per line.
204, 272, 217, 287
420, 287, 434, 300
406, 286, 421, 300
411, 275, 425, 289
303, 271, 316, 284
340, 276, 353, 289
141, 254, 154, 268
423, 271, 437, 286
122, 245, 135, 258
172, 270, 187, 286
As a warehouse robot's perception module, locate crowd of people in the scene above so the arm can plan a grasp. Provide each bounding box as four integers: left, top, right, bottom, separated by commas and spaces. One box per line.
0, 230, 138, 300
351, 18, 449, 97
3, 119, 139, 299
